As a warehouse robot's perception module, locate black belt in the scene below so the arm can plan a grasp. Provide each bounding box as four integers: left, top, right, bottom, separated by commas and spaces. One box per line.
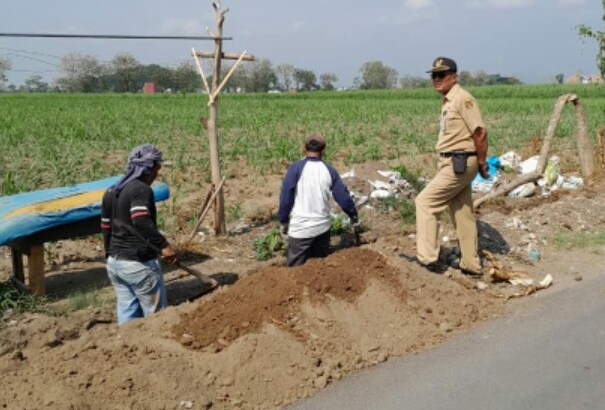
439, 151, 477, 158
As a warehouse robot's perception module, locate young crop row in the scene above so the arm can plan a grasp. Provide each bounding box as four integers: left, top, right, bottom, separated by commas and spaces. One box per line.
0, 84, 603, 197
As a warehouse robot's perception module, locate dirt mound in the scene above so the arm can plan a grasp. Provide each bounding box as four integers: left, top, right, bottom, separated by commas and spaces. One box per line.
173, 248, 401, 350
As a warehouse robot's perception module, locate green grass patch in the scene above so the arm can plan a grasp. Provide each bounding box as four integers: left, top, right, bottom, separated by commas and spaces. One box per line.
68, 287, 111, 312
376, 197, 416, 225
551, 230, 605, 249
0, 280, 48, 316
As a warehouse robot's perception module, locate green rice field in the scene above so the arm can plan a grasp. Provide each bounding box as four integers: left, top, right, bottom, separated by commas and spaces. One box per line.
0, 84, 603, 197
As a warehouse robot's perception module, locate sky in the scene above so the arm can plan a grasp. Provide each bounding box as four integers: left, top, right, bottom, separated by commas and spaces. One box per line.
1, 0, 602, 87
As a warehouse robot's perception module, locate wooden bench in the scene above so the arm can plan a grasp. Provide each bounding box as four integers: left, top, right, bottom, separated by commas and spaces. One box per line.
1, 178, 170, 296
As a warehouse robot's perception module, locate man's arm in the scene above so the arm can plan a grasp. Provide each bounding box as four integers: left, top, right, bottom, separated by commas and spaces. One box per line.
277, 161, 303, 225
130, 186, 175, 262
473, 126, 489, 179
100, 190, 112, 258
327, 165, 358, 222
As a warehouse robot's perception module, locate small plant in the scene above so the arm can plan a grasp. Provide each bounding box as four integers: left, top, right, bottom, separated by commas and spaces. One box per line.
0, 280, 47, 316
377, 197, 416, 225
253, 228, 287, 261
227, 202, 243, 222
330, 214, 352, 236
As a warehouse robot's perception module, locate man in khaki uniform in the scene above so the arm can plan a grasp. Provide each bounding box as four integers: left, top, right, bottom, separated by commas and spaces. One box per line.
414, 57, 489, 274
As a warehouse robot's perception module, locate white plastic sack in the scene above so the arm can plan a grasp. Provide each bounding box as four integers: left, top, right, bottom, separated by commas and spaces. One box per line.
509, 182, 536, 198
499, 151, 522, 170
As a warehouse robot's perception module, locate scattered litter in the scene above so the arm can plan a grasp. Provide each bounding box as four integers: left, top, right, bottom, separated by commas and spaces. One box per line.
509, 182, 536, 198
561, 176, 584, 189
476, 281, 489, 291
368, 180, 392, 191
472, 155, 500, 193
482, 250, 554, 300
376, 170, 401, 179
499, 151, 522, 170
180, 400, 194, 409
341, 169, 355, 179
370, 189, 394, 199
519, 155, 539, 174
368, 170, 417, 200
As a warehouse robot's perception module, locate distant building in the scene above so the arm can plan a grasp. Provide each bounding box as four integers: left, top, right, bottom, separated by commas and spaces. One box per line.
590, 74, 604, 84
565, 73, 603, 85
565, 74, 583, 85
143, 82, 156, 94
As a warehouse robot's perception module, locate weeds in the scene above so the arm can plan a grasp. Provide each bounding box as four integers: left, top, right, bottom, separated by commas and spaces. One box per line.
376, 197, 416, 225
0, 280, 47, 316
551, 230, 605, 249
68, 287, 109, 311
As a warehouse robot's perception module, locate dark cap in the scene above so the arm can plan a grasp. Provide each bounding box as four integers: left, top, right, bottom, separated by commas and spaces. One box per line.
426, 57, 457, 73
304, 134, 326, 152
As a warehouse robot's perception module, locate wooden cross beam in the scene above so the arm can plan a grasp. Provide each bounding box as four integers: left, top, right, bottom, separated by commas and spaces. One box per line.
189, 1, 254, 235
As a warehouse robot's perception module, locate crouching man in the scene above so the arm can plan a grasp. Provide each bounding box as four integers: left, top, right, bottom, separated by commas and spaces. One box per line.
278, 134, 358, 266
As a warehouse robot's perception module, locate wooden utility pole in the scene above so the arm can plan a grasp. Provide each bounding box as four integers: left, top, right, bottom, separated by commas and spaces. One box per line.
191, 1, 254, 235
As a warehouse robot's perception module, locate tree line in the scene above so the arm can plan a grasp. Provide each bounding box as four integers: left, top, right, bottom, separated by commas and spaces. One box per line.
1, 52, 523, 93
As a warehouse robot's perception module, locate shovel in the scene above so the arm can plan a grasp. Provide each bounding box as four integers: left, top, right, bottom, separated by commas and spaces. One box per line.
115, 220, 219, 289
352, 223, 361, 247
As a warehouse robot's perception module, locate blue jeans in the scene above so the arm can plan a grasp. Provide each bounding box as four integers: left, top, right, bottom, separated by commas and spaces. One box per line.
106, 256, 167, 325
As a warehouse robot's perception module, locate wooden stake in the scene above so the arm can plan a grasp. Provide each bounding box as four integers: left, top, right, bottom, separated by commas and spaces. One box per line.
188, 176, 227, 241
191, 48, 211, 95
28, 244, 45, 296
571, 96, 594, 177
188, 185, 214, 240
208, 50, 248, 106
207, 3, 229, 235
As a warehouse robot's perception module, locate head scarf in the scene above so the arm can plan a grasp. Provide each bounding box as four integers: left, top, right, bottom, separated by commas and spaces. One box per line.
114, 144, 163, 193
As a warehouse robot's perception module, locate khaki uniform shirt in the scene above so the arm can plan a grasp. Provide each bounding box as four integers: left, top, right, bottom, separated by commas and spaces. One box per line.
435, 83, 485, 153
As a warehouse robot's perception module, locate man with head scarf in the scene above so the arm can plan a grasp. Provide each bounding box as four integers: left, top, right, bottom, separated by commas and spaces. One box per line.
101, 144, 176, 325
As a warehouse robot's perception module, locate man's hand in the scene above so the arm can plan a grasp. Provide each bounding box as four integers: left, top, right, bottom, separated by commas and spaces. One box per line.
161, 245, 177, 264
280, 224, 289, 236
478, 162, 490, 179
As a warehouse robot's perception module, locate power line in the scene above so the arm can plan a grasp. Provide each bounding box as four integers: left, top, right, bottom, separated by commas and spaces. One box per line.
0, 33, 231, 41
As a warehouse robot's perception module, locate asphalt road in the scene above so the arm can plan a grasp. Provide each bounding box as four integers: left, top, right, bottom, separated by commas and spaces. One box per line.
291, 273, 605, 410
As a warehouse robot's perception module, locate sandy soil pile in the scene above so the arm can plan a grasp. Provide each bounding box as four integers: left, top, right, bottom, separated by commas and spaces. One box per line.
0, 246, 502, 410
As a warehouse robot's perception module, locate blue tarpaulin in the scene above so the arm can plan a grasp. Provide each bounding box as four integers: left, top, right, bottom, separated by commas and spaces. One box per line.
0, 176, 169, 246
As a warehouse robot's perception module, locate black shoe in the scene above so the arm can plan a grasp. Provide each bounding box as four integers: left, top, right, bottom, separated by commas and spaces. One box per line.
419, 261, 448, 274
400, 253, 447, 274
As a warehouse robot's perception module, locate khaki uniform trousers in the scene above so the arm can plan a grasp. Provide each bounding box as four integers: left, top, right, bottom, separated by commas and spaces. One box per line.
415, 156, 481, 273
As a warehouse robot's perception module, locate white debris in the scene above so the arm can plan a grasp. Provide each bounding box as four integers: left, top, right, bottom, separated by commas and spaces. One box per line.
519, 155, 540, 174
370, 189, 395, 199
472, 175, 499, 193
341, 170, 355, 179
539, 274, 554, 289
368, 180, 392, 191
376, 170, 401, 179
561, 176, 584, 189
510, 277, 535, 286
509, 182, 536, 198
476, 281, 489, 291
499, 151, 522, 170
180, 400, 194, 409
